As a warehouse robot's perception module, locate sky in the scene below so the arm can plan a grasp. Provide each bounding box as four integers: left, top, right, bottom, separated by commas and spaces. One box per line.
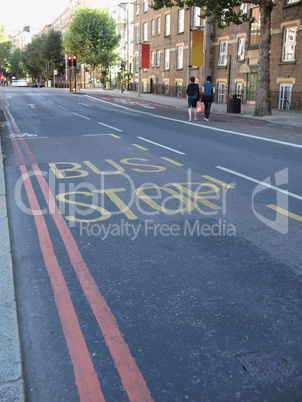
1, 0, 70, 33
1, 0, 120, 36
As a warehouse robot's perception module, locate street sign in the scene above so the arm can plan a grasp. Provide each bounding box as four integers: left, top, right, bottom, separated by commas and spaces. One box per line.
54, 70, 57, 75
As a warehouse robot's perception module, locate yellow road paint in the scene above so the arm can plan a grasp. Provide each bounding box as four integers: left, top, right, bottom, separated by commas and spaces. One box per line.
161, 157, 183, 166
267, 205, 302, 222
82, 134, 121, 138
172, 183, 221, 210
132, 144, 149, 150
202, 175, 235, 188
94, 188, 137, 220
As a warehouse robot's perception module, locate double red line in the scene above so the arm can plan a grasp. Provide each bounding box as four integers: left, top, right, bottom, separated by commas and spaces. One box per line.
4, 105, 153, 401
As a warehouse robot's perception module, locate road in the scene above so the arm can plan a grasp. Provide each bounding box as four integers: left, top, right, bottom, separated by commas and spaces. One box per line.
1, 87, 302, 401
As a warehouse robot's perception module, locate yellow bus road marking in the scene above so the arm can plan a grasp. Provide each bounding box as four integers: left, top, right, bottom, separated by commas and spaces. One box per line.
132, 144, 149, 150
267, 205, 302, 222
161, 157, 183, 166
202, 175, 235, 188
82, 134, 121, 138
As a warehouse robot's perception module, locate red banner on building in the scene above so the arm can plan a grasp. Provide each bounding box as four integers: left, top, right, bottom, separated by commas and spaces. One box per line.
141, 43, 150, 69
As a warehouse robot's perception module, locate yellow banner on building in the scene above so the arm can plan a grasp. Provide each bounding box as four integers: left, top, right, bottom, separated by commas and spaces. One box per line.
192, 30, 204, 67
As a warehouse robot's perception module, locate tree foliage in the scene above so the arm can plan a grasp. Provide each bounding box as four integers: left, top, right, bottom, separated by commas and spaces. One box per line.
0, 25, 12, 75
63, 7, 120, 73
9, 49, 26, 79
152, 0, 274, 117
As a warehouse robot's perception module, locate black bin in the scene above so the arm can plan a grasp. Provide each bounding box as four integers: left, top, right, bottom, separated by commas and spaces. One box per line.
227, 95, 241, 113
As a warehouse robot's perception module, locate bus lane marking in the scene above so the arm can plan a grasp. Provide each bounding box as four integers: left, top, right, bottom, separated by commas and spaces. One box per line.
82, 133, 121, 138
202, 175, 235, 188
73, 112, 91, 120
161, 157, 183, 166
267, 205, 302, 223
132, 144, 149, 150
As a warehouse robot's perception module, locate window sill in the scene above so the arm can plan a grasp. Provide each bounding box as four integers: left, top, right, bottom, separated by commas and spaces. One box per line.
283, 1, 301, 8
218, 65, 227, 68
176, 68, 183, 71
279, 60, 296, 65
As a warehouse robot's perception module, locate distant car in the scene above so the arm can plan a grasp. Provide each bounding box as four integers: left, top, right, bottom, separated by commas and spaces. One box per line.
39, 81, 45, 87
12, 80, 19, 87
18, 80, 28, 87
30, 82, 38, 88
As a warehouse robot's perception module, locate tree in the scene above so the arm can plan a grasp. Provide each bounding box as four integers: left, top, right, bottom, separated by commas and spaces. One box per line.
9, 48, 26, 79
63, 7, 120, 85
23, 35, 46, 80
43, 30, 65, 77
0, 25, 12, 76
152, 0, 274, 117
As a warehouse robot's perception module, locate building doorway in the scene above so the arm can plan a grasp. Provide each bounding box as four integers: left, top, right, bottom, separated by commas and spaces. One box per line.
246, 73, 257, 103
150, 78, 154, 94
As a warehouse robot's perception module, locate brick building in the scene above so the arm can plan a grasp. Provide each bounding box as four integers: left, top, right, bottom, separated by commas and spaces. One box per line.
210, 0, 302, 109
132, 1, 207, 96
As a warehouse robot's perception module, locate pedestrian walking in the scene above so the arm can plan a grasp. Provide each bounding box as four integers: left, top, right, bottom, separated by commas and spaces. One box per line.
202, 76, 215, 121
187, 77, 199, 121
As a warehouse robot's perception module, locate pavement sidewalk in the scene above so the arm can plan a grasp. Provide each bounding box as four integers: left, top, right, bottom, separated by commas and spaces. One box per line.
0, 130, 25, 400
85, 87, 302, 129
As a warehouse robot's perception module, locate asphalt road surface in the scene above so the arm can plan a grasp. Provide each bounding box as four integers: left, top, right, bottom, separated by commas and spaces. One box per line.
1, 87, 302, 401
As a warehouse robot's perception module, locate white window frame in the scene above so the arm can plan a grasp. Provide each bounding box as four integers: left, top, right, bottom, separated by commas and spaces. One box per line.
193, 7, 201, 27
142, 81, 148, 92
151, 19, 155, 36
176, 82, 183, 98
239, 3, 247, 14
237, 37, 245, 61
151, 51, 155, 68
236, 83, 243, 96
178, 9, 184, 33
217, 83, 226, 103
176, 46, 183, 69
218, 41, 228, 66
164, 49, 170, 70
156, 50, 160, 67
156, 17, 161, 35
279, 84, 292, 109
143, 22, 148, 42
136, 25, 139, 44
282, 27, 297, 61
143, 0, 148, 12
165, 14, 171, 36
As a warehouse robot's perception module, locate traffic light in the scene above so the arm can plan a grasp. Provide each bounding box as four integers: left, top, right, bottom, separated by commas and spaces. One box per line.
105, 61, 109, 69
129, 63, 132, 73
67, 56, 72, 67
73, 54, 77, 67
121, 61, 126, 70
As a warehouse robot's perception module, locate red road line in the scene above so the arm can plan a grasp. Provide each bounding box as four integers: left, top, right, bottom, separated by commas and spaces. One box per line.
19, 163, 105, 402
26, 159, 153, 402
12, 126, 153, 398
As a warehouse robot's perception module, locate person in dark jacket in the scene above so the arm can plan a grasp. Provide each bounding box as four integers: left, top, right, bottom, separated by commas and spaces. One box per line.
186, 77, 199, 121
202, 76, 215, 121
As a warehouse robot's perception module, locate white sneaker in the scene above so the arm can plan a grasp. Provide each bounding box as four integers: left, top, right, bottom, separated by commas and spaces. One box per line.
205, 118, 209, 121
204, 118, 206, 121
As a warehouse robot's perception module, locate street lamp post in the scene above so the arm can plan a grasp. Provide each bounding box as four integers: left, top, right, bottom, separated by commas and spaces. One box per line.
119, 1, 141, 97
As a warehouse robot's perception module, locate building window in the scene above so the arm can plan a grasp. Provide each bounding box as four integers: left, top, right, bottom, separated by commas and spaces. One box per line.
279, 84, 292, 109
142, 81, 148, 92
136, 25, 139, 43
163, 82, 169, 96
239, 3, 247, 14
249, 7, 260, 47
220, 9, 227, 26
193, 7, 201, 27
217, 83, 226, 103
285, 0, 299, 3
156, 50, 160, 67
135, 54, 139, 71
218, 41, 228, 66
165, 14, 170, 36
151, 51, 155, 68
236, 83, 243, 96
237, 37, 245, 61
136, 3, 139, 16
151, 19, 155, 36
156, 17, 161, 35
176, 82, 183, 98
282, 27, 297, 61
164, 49, 170, 70
178, 9, 184, 33
143, 0, 148, 12
143, 22, 148, 42
176, 46, 183, 69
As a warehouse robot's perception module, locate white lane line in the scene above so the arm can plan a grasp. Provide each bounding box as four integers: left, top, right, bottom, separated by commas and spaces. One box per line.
137, 136, 186, 155
58, 105, 68, 110
86, 95, 302, 150
73, 112, 91, 120
78, 102, 90, 107
48, 100, 54, 104
98, 122, 123, 132
216, 166, 302, 201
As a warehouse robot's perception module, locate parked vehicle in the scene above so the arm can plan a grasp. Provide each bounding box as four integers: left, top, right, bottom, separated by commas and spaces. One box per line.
18, 80, 28, 87
39, 81, 45, 87
30, 82, 38, 88
11, 80, 19, 87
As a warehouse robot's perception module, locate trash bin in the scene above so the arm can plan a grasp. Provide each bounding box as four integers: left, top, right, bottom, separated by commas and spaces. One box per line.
227, 95, 241, 113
